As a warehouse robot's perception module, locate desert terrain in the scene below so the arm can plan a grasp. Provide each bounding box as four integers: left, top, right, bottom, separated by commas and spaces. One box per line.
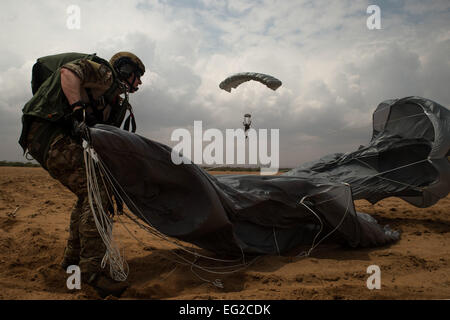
0, 166, 449, 300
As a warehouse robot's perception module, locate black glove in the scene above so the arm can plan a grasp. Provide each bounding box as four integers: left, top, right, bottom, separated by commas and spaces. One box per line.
73, 108, 85, 122
70, 100, 87, 122
72, 119, 88, 139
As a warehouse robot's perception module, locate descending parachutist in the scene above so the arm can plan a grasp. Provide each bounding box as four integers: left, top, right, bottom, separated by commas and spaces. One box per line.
243, 113, 252, 139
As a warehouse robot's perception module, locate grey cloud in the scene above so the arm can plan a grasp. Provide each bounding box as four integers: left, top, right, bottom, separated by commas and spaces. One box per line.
0, 1, 449, 168
0, 49, 26, 71
421, 39, 450, 105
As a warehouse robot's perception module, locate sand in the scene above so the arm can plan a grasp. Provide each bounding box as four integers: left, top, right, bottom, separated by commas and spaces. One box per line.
0, 166, 449, 300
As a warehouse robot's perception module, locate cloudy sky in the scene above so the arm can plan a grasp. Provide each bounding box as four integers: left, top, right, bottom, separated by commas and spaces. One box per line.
0, 0, 449, 167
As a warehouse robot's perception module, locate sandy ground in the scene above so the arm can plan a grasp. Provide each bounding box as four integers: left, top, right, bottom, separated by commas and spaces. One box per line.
0, 166, 449, 300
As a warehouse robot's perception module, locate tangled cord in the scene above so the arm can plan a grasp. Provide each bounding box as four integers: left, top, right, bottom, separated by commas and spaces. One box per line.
80, 102, 440, 283
82, 138, 259, 286
83, 142, 129, 281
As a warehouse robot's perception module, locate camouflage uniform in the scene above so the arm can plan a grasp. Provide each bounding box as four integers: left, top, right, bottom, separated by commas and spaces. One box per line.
24, 59, 127, 277
47, 135, 112, 274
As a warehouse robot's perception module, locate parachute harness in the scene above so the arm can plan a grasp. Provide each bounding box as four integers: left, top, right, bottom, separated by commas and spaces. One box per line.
118, 82, 137, 133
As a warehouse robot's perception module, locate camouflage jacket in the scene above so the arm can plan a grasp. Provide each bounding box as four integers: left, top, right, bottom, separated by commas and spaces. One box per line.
19, 54, 131, 166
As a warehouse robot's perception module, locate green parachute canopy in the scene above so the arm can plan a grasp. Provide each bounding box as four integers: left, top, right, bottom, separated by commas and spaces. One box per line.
219, 72, 282, 93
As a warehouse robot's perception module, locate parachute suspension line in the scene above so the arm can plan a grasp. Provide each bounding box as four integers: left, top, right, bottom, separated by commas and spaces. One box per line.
115, 211, 260, 290
367, 158, 429, 178
96, 157, 244, 264
311, 155, 432, 195
305, 146, 430, 172
204, 165, 235, 171
114, 211, 234, 287
372, 112, 427, 128
83, 142, 129, 282
293, 156, 436, 257
294, 157, 436, 257
85, 148, 129, 282
314, 154, 441, 201
93, 153, 262, 282
91, 151, 227, 282
161, 265, 178, 281
112, 194, 254, 273
297, 184, 352, 257
372, 102, 395, 115
352, 158, 444, 201
297, 197, 323, 258
98, 161, 169, 245
116, 209, 226, 288
353, 158, 425, 191
372, 99, 429, 118
190, 256, 224, 289
273, 227, 281, 256
343, 157, 434, 195
114, 209, 255, 273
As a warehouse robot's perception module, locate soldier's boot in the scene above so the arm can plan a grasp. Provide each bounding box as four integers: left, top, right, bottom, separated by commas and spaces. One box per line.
60, 247, 80, 270
61, 199, 83, 270
78, 243, 129, 298
84, 272, 129, 298
78, 199, 129, 298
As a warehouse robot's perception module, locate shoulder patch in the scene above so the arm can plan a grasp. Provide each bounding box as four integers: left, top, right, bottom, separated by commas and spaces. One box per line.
98, 64, 113, 85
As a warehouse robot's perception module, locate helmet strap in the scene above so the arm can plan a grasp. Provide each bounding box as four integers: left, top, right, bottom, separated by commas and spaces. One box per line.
119, 71, 138, 93
127, 73, 139, 93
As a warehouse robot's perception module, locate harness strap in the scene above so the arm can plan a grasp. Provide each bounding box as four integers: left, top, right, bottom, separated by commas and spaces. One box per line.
102, 80, 119, 105
85, 88, 105, 124
123, 111, 136, 133
122, 96, 136, 133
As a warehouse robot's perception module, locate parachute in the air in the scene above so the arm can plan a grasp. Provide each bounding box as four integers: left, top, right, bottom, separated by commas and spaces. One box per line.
219, 72, 282, 93
243, 113, 252, 139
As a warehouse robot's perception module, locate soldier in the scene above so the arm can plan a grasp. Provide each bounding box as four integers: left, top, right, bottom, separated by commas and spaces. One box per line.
18, 51, 145, 298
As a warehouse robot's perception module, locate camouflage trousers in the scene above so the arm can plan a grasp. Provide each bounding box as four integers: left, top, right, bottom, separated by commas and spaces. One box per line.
44, 134, 110, 275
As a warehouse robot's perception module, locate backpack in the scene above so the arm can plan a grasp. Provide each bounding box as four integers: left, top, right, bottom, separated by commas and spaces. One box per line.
31, 52, 97, 95
23, 52, 118, 122
19, 52, 128, 153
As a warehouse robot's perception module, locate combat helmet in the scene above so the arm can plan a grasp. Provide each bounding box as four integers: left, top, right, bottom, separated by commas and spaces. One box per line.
110, 52, 145, 92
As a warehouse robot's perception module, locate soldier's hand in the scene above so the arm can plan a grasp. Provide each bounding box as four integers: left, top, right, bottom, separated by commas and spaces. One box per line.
72, 107, 85, 122
72, 120, 88, 138
70, 100, 87, 122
